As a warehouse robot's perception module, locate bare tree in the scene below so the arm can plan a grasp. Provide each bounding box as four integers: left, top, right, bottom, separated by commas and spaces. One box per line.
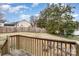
30, 16, 38, 27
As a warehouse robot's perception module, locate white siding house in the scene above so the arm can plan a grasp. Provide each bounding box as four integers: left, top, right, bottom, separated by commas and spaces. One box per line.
0, 23, 4, 27
15, 20, 31, 27
4, 20, 31, 28
0, 20, 5, 27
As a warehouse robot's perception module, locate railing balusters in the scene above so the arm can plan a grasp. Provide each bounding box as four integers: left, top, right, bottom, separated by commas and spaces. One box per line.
65, 43, 67, 56
53, 42, 55, 56
57, 42, 58, 56
33, 39, 35, 55
26, 39, 28, 51
35, 39, 36, 55
70, 44, 72, 56
14, 36, 16, 49
61, 42, 62, 56
44, 40, 47, 56
40, 40, 42, 56
1, 35, 77, 56
33, 39, 34, 56
48, 41, 52, 56
46, 40, 48, 56
36, 39, 38, 56
31, 39, 33, 55
47, 41, 50, 56
11, 37, 13, 51
42, 40, 44, 56
50, 41, 53, 56
45, 40, 47, 56
43, 40, 46, 56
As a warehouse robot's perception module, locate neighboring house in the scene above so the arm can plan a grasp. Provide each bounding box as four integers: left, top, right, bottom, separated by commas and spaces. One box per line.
0, 23, 4, 27
15, 20, 31, 27
0, 19, 46, 32
3, 20, 31, 27
0, 20, 5, 27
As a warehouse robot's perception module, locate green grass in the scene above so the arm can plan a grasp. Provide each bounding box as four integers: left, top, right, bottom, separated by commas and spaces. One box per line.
66, 35, 79, 41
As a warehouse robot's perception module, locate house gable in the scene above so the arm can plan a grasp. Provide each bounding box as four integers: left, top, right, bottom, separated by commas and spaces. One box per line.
15, 20, 31, 27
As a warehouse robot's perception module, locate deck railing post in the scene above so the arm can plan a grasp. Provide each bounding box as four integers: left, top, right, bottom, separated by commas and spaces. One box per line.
76, 41, 79, 56
1, 37, 8, 55
16, 35, 20, 49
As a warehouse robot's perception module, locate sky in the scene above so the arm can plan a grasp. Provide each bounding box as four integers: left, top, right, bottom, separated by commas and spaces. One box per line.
0, 3, 48, 22
0, 3, 79, 22
70, 3, 79, 21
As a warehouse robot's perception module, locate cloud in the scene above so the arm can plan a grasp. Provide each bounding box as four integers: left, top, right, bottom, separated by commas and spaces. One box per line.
34, 13, 39, 16
19, 14, 31, 20
9, 5, 29, 13
0, 4, 29, 13
72, 19, 77, 21
0, 4, 11, 10
32, 3, 39, 7
49, 3, 53, 6
72, 14, 79, 21
0, 11, 6, 15
72, 14, 79, 17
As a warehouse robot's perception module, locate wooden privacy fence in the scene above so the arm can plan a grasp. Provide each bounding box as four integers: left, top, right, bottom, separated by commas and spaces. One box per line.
0, 27, 29, 33
1, 35, 79, 56
0, 27, 46, 33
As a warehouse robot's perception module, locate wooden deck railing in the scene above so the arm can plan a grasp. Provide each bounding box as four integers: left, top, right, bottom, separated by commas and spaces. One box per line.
1, 35, 79, 56
1, 39, 8, 55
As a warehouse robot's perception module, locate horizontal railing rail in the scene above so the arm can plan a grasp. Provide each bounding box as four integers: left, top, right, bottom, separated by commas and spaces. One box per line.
10, 35, 76, 44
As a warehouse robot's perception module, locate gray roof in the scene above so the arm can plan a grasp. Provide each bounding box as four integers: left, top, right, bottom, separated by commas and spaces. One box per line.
4, 23, 15, 26
4, 22, 17, 26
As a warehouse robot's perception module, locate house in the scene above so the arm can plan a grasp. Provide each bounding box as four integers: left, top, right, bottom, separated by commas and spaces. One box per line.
0, 20, 5, 27
0, 22, 4, 27
3, 20, 31, 28
15, 20, 31, 27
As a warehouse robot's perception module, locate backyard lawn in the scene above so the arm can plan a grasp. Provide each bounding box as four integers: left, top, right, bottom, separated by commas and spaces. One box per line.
67, 35, 79, 41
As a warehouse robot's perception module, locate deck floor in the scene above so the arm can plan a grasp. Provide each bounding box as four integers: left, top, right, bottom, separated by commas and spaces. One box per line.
2, 49, 32, 56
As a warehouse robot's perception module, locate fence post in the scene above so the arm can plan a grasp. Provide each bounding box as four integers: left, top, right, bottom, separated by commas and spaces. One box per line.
76, 41, 79, 56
